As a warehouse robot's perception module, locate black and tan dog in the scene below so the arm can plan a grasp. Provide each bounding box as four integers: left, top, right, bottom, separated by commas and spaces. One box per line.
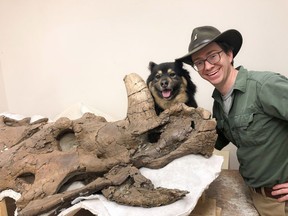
147, 61, 197, 115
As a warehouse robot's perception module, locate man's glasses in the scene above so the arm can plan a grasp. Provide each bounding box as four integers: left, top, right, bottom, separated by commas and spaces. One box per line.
192, 50, 223, 72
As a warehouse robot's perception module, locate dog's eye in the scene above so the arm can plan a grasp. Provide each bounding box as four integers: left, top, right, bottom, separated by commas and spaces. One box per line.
155, 74, 161, 80
169, 72, 176, 78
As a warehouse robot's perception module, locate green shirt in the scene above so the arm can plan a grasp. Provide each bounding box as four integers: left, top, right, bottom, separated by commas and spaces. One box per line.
212, 66, 288, 188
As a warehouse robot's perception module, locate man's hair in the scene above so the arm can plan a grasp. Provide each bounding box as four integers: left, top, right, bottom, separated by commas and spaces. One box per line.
217, 42, 235, 66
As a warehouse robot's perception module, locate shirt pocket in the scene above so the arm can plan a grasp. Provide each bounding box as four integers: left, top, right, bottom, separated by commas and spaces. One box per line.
234, 113, 253, 129
233, 113, 262, 146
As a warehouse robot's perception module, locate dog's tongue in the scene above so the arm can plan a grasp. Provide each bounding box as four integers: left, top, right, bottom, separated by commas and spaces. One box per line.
162, 90, 171, 98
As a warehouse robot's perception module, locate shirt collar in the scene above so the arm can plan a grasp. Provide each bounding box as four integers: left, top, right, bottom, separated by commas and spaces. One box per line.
233, 66, 248, 93
212, 66, 248, 101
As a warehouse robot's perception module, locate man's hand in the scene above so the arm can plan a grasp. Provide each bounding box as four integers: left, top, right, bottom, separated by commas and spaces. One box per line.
272, 183, 288, 202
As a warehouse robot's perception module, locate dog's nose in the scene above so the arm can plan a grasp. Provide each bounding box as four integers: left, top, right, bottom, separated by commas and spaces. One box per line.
161, 80, 168, 87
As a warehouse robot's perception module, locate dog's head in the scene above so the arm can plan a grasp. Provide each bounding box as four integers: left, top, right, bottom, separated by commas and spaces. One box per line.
147, 61, 187, 101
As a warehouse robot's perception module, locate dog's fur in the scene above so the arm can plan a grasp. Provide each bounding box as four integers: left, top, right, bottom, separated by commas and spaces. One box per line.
147, 61, 197, 115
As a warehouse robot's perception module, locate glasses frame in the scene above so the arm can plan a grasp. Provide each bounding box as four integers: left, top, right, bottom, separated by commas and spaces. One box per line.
192, 50, 223, 72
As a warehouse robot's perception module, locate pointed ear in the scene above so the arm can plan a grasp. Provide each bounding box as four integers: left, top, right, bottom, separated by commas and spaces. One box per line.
148, 61, 157, 72
175, 60, 183, 69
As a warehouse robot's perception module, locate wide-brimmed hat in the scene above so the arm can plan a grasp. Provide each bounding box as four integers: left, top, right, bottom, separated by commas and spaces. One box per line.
176, 26, 243, 65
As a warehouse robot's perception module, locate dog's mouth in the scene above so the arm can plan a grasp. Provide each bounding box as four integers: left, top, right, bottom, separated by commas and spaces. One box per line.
162, 89, 172, 99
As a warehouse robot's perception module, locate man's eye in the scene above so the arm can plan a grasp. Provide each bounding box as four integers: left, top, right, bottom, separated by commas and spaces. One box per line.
209, 53, 217, 59
195, 61, 203, 67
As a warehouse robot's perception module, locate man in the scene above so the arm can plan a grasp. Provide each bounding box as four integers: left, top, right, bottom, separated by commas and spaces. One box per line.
176, 26, 288, 216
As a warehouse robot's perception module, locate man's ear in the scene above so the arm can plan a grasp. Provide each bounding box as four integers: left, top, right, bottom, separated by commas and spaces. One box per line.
148, 61, 157, 72
227, 50, 234, 63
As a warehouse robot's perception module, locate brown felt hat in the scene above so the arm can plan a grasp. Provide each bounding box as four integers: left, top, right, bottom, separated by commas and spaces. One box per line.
176, 26, 243, 65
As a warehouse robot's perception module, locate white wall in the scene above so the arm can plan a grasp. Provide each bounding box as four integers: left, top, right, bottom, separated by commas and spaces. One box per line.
0, 60, 8, 112
0, 0, 287, 169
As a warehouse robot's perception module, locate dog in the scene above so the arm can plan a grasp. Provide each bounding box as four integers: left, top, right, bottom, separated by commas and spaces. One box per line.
147, 61, 197, 115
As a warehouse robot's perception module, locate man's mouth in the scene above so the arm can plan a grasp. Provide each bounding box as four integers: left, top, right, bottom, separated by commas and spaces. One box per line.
162, 90, 172, 99
207, 70, 218, 77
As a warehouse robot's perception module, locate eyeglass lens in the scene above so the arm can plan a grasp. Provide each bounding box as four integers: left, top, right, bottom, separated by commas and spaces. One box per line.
193, 50, 223, 71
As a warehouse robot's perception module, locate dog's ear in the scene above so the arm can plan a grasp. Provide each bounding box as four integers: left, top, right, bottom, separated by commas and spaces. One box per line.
175, 60, 183, 69
148, 61, 157, 72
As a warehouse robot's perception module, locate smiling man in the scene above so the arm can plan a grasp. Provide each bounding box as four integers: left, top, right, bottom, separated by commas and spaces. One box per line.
176, 26, 288, 216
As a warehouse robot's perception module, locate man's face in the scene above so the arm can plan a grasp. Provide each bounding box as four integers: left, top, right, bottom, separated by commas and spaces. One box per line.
191, 42, 233, 87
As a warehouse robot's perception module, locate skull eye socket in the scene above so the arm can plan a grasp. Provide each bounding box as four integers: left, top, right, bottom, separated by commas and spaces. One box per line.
17, 172, 35, 184
57, 129, 79, 151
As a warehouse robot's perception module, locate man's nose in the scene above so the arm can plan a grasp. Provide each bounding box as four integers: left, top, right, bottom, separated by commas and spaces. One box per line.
204, 60, 214, 70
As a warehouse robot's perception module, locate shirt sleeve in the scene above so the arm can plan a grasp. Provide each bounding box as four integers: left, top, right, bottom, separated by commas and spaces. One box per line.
258, 73, 288, 121
215, 129, 230, 150
212, 101, 231, 150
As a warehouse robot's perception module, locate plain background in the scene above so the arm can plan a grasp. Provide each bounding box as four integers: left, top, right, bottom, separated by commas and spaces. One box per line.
1, 0, 288, 169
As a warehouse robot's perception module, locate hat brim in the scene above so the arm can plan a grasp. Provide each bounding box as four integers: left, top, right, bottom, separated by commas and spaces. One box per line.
176, 29, 242, 65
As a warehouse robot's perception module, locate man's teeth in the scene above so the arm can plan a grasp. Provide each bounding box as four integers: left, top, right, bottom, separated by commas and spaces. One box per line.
208, 71, 217, 76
